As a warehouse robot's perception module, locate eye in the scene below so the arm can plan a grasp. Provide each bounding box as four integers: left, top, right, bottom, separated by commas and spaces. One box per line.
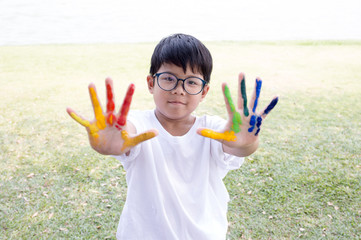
160, 74, 176, 82
186, 78, 202, 86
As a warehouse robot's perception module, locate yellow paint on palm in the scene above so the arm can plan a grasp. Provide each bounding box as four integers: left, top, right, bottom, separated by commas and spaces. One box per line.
69, 112, 99, 138
200, 129, 237, 142
89, 87, 106, 130
121, 130, 156, 151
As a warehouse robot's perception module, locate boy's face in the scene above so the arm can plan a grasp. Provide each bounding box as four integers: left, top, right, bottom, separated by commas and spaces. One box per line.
147, 63, 210, 122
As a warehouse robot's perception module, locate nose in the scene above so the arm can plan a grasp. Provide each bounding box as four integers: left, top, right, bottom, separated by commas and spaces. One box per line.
171, 80, 186, 95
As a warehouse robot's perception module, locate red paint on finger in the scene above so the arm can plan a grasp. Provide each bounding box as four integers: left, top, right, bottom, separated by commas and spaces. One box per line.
117, 84, 135, 126
106, 82, 116, 125
106, 82, 115, 112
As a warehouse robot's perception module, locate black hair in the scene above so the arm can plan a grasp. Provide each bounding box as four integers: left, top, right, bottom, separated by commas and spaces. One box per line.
150, 33, 213, 83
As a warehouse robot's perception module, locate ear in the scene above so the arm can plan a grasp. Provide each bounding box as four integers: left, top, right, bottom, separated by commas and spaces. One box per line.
147, 75, 154, 93
200, 84, 210, 101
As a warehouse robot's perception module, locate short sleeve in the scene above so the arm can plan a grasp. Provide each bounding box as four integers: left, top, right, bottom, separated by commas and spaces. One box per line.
210, 138, 244, 178
112, 143, 141, 167
204, 115, 244, 177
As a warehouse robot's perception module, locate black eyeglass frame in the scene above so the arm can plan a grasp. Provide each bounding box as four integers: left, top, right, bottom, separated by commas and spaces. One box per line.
153, 72, 207, 95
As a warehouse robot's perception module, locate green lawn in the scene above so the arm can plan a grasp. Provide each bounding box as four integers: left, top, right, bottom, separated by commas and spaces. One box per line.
0, 41, 360, 239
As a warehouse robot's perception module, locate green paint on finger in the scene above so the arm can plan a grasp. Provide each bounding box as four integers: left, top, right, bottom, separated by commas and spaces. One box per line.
224, 85, 242, 133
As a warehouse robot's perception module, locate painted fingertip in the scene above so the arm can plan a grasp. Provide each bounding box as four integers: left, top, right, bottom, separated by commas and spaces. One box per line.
128, 83, 136, 93
66, 107, 73, 114
256, 79, 262, 91
248, 126, 254, 132
255, 128, 261, 136
88, 82, 96, 90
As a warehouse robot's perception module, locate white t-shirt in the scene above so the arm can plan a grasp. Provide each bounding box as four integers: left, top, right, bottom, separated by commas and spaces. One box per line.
113, 110, 244, 240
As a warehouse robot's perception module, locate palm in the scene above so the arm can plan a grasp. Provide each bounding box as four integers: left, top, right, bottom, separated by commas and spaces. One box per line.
199, 73, 278, 149
67, 78, 156, 155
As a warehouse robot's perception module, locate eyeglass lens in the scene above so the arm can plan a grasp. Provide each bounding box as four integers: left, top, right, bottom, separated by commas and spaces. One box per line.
157, 73, 204, 95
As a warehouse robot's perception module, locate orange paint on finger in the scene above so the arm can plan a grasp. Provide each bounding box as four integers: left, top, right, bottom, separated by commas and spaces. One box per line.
121, 130, 156, 151
107, 113, 116, 125
200, 129, 237, 142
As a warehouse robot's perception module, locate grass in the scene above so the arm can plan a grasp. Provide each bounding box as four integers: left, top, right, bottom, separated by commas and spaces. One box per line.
0, 41, 360, 239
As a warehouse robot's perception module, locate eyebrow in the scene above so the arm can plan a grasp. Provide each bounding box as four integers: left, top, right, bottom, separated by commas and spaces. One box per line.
161, 71, 204, 80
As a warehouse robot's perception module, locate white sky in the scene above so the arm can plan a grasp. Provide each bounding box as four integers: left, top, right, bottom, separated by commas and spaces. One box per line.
0, 0, 360, 45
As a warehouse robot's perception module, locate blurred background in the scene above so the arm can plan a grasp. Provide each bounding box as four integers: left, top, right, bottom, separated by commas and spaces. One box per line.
1, 0, 360, 45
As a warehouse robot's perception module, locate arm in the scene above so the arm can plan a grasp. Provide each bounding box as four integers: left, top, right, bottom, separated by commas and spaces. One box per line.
197, 73, 278, 157
66, 78, 157, 155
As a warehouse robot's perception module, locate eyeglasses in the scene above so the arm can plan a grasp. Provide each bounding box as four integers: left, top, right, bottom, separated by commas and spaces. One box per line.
153, 72, 207, 95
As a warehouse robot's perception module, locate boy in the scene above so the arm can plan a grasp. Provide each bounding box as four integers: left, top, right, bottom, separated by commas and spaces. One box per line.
67, 33, 278, 239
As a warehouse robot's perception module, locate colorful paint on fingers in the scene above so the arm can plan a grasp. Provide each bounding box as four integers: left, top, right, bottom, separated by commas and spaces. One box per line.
224, 85, 242, 133
200, 129, 237, 142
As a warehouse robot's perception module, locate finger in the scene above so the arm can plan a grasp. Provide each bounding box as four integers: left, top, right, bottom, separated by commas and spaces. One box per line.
248, 115, 263, 136
255, 115, 262, 136
88, 84, 106, 130
223, 84, 242, 133
222, 83, 232, 116
248, 115, 256, 133
121, 129, 157, 151
67, 107, 100, 138
117, 84, 135, 127
238, 73, 249, 117
105, 78, 116, 125
66, 107, 91, 128
249, 78, 262, 113
261, 97, 279, 118
197, 128, 237, 142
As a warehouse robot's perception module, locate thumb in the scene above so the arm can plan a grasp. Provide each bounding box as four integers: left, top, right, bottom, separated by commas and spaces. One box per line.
197, 128, 236, 142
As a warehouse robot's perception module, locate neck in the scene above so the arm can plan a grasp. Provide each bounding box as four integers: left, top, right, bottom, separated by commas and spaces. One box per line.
154, 110, 195, 136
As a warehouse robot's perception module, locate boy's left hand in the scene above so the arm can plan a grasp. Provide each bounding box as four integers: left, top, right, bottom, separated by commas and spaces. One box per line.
197, 73, 278, 157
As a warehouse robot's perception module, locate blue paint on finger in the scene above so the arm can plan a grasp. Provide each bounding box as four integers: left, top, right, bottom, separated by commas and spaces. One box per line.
249, 115, 256, 126
255, 128, 261, 136
263, 97, 279, 115
253, 79, 262, 113
256, 116, 262, 128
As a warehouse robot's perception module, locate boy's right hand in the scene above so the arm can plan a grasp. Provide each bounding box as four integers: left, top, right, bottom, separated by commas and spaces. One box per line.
66, 78, 158, 155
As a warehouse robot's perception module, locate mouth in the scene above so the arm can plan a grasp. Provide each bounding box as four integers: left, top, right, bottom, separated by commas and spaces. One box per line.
168, 100, 185, 105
